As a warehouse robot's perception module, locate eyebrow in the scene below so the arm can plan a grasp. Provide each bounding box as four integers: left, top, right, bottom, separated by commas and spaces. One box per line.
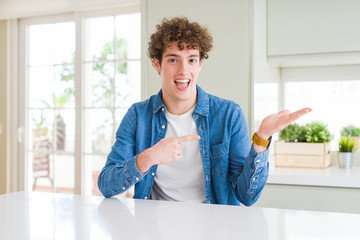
164, 53, 200, 58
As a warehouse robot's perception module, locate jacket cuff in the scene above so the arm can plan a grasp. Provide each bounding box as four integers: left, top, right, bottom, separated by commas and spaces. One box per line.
249, 144, 269, 165
126, 154, 145, 181
109, 155, 144, 197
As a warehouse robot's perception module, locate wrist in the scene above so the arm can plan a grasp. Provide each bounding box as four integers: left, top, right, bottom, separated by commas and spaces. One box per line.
256, 130, 270, 141
252, 132, 271, 148
253, 143, 267, 153
137, 149, 155, 174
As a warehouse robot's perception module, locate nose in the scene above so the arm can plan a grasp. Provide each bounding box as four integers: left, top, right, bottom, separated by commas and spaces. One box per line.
177, 60, 189, 75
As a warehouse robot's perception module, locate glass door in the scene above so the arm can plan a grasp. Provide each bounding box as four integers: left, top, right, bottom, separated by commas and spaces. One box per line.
27, 21, 76, 193
20, 10, 140, 196
83, 13, 141, 196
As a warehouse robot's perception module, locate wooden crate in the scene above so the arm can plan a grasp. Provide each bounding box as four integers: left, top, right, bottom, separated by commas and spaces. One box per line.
275, 141, 331, 168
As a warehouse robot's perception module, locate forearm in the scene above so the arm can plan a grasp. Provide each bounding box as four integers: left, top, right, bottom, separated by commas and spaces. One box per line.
233, 146, 269, 206
98, 155, 144, 198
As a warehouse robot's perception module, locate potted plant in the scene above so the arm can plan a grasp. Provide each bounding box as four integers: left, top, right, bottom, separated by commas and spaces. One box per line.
338, 136, 358, 168
340, 125, 360, 151
275, 121, 333, 168
304, 121, 333, 143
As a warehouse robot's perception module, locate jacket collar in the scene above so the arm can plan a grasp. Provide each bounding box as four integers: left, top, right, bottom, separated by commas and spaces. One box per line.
153, 85, 209, 116
193, 85, 209, 116
153, 89, 165, 113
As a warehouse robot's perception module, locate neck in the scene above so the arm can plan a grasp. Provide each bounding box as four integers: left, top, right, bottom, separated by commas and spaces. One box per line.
162, 94, 197, 115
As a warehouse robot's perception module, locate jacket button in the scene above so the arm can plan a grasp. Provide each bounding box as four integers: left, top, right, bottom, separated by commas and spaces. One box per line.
144, 197, 148, 199
162, 125, 165, 129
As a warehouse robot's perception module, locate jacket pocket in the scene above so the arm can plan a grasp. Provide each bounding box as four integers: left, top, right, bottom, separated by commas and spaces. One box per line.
210, 143, 229, 176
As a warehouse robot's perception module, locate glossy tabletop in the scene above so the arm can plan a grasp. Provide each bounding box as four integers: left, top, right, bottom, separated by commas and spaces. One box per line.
1, 191, 360, 240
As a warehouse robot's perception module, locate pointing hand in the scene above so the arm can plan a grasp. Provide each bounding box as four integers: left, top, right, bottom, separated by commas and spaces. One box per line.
136, 135, 200, 173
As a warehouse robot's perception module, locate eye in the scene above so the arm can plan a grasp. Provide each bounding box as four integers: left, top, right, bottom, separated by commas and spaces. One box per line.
189, 58, 198, 64
168, 58, 177, 63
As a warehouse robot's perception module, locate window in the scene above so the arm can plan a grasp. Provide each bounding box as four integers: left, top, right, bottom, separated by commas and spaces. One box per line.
254, 71, 360, 152
20, 9, 140, 196
282, 78, 360, 150
253, 82, 278, 134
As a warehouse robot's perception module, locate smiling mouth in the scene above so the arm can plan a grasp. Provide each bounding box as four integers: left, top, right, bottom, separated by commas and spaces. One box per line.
174, 79, 190, 91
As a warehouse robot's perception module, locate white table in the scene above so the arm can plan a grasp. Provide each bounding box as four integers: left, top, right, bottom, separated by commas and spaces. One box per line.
1, 191, 360, 240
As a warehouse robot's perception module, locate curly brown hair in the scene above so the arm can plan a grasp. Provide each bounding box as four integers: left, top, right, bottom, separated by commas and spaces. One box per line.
148, 17, 213, 64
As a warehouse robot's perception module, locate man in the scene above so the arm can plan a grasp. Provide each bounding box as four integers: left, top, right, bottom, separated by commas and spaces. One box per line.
98, 17, 311, 205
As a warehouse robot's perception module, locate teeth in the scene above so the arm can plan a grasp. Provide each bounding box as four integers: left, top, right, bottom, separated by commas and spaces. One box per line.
175, 80, 190, 83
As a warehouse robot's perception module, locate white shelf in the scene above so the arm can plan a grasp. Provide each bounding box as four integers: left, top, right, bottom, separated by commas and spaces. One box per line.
268, 164, 360, 188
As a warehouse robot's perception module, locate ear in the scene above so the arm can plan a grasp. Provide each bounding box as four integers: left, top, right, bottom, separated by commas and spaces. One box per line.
153, 58, 161, 73
199, 58, 203, 71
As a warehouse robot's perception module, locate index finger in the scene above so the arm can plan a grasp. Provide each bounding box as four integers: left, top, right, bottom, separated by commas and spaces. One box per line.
176, 135, 201, 142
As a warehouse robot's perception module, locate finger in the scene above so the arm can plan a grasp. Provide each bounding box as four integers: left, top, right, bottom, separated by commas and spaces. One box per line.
281, 108, 312, 128
288, 107, 312, 120
176, 143, 183, 151
176, 135, 201, 143
277, 109, 290, 117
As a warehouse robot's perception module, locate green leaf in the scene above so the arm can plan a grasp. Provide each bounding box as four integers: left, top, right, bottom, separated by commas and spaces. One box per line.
340, 125, 360, 137
304, 121, 333, 143
338, 136, 356, 152
280, 121, 333, 143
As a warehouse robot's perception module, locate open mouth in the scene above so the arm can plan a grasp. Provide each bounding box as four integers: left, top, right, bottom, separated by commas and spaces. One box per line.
174, 79, 190, 91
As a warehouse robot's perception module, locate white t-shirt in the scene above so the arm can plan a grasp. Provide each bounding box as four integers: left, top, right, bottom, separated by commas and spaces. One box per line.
150, 106, 205, 203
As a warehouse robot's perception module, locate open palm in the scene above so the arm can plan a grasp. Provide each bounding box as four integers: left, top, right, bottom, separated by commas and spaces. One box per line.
257, 108, 312, 140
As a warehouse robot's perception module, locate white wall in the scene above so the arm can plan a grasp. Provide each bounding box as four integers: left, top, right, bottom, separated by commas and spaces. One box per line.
142, 0, 253, 125
252, 0, 280, 134
0, 20, 11, 194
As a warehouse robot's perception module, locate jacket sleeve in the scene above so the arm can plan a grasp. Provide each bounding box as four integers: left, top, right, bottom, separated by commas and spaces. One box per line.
228, 105, 270, 206
97, 106, 145, 198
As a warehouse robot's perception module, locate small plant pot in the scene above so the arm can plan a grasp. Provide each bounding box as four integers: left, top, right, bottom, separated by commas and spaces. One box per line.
337, 152, 354, 169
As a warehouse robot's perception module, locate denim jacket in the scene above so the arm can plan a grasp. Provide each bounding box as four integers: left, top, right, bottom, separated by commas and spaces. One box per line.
98, 85, 270, 206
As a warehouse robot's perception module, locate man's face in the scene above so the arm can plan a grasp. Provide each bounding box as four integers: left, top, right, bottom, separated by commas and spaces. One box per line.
153, 42, 202, 108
